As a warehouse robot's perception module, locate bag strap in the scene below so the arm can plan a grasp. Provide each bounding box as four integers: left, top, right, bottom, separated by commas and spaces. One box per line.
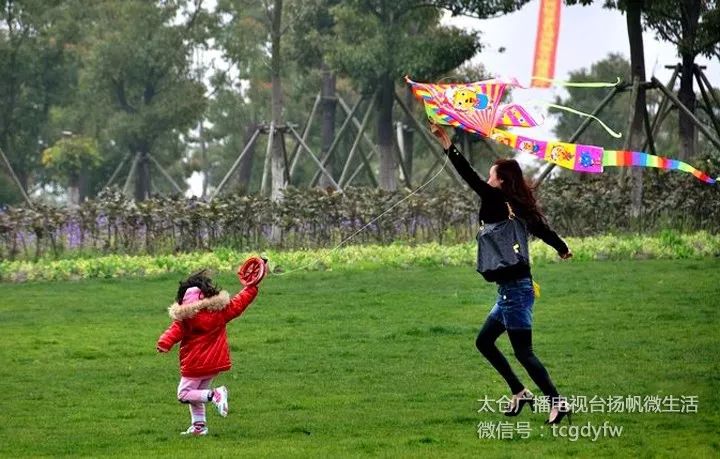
480, 201, 515, 230
480, 202, 516, 228
505, 202, 515, 220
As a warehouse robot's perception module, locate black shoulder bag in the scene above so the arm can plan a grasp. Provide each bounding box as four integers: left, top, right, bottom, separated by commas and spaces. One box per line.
475, 202, 530, 274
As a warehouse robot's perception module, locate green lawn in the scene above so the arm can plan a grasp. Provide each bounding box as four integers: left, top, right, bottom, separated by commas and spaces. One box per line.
1, 259, 718, 458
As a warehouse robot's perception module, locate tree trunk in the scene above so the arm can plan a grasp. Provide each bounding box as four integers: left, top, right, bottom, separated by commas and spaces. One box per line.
625, 0, 646, 221
678, 55, 697, 159
67, 185, 80, 207
270, 0, 284, 202
79, 161, 89, 203
318, 64, 337, 189
134, 148, 151, 201
68, 173, 80, 206
677, 1, 701, 160
236, 123, 257, 194
199, 120, 209, 198
402, 86, 415, 181
269, 0, 284, 243
377, 75, 397, 191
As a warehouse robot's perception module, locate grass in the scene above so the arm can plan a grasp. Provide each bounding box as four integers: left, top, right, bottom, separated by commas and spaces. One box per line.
3, 231, 720, 282
0, 259, 718, 457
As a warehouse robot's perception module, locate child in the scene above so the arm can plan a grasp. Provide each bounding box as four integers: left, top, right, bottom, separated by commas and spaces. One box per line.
156, 268, 264, 436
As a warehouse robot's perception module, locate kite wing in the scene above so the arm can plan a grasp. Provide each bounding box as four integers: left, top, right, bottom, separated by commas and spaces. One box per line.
406, 76, 512, 136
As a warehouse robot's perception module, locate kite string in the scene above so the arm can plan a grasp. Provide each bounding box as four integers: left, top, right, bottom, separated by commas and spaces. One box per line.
273, 154, 450, 277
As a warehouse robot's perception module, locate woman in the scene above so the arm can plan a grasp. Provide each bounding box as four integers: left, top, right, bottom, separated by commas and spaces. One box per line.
430, 123, 572, 425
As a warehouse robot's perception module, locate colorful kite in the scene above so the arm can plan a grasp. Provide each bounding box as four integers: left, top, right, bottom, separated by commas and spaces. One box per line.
406, 76, 718, 185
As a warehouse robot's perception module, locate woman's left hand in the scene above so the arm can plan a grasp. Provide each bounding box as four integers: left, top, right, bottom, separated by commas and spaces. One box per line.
429, 122, 452, 150
560, 250, 573, 259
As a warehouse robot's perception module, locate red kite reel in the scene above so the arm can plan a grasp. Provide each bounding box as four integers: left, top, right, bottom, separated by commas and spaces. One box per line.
237, 256, 267, 286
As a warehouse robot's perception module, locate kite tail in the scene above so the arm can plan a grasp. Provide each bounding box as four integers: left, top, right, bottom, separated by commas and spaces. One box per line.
540, 102, 623, 138
603, 150, 718, 185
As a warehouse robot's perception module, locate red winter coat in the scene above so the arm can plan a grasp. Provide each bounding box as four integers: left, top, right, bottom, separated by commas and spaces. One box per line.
156, 286, 258, 377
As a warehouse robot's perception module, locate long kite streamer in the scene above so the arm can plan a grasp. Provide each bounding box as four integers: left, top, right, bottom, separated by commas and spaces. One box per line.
531, 0, 562, 88
406, 76, 718, 185
489, 128, 717, 184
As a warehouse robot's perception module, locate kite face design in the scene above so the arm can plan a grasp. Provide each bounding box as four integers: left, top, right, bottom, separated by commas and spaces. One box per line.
451, 89, 490, 112
519, 140, 540, 154
550, 145, 573, 163
579, 150, 598, 168
492, 131, 514, 146
451, 89, 474, 110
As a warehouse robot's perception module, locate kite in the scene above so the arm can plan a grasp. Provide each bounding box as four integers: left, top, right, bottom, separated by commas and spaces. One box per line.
406, 76, 718, 185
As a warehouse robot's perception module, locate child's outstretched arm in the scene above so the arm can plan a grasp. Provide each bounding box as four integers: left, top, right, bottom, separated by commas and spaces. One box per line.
157, 321, 184, 352
222, 285, 259, 323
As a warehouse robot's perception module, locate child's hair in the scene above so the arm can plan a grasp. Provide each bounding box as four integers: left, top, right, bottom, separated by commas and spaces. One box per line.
176, 269, 221, 304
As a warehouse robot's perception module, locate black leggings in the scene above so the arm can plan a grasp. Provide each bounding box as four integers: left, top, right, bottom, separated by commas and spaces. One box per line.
475, 316, 559, 398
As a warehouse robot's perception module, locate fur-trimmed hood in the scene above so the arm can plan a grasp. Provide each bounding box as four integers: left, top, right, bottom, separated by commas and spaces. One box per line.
168, 291, 231, 321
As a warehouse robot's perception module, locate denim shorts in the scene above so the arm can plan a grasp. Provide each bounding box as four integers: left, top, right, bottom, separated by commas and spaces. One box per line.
487, 277, 535, 330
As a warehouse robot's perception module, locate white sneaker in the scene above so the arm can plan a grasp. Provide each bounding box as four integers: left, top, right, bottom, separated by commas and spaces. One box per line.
181, 423, 208, 436
212, 386, 229, 417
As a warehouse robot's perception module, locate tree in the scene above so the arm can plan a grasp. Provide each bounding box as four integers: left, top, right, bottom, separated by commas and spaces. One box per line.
75, 0, 209, 200
41, 135, 100, 205
0, 0, 78, 204
568, 1, 720, 160
215, 0, 294, 202
566, 0, 648, 216
643, 1, 720, 159
202, 1, 269, 196
327, 1, 529, 191
197, 76, 260, 195
287, 0, 342, 188
269, 0, 284, 205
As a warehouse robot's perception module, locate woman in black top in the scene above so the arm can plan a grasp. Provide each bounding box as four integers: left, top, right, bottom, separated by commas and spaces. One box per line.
431, 123, 573, 425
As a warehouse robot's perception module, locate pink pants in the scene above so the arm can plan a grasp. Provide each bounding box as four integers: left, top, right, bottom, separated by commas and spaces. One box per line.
177, 374, 217, 424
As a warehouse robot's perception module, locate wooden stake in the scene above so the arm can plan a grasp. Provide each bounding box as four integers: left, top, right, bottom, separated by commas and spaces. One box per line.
211, 127, 261, 200
338, 91, 377, 187
288, 125, 341, 190
148, 154, 184, 193
652, 76, 720, 151
310, 96, 364, 187
0, 146, 32, 206
260, 122, 275, 195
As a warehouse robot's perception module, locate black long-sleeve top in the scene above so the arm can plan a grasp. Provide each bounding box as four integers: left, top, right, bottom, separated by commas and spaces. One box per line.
445, 144, 569, 283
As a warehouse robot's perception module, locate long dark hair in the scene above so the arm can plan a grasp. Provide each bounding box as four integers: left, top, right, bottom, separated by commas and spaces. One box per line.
176, 269, 221, 304
493, 158, 546, 225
